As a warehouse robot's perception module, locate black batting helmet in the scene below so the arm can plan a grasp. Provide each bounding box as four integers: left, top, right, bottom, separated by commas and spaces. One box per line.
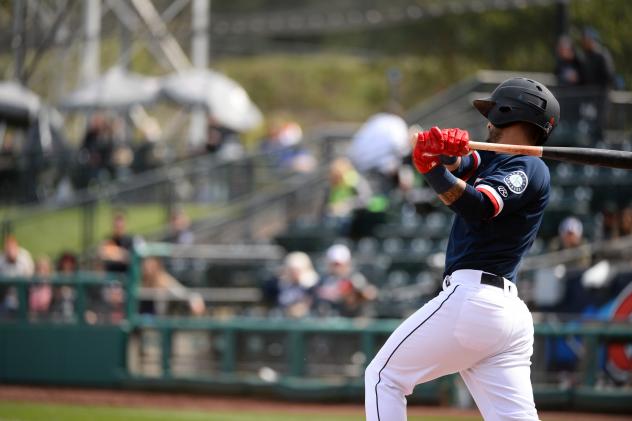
473, 77, 560, 144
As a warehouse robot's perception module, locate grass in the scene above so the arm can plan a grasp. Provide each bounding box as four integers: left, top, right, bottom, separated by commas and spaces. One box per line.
0, 401, 481, 421
0, 203, 225, 258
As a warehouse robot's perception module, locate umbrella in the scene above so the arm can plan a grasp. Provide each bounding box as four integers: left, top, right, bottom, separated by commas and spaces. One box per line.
0, 80, 42, 127
160, 68, 263, 132
59, 66, 161, 111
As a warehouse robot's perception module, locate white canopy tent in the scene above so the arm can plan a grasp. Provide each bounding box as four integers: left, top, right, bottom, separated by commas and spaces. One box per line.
0, 81, 42, 127
160, 68, 263, 133
59, 66, 161, 111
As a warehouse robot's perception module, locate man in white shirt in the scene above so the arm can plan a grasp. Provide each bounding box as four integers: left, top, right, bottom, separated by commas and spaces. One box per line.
347, 103, 411, 193
0, 235, 35, 316
0, 235, 34, 278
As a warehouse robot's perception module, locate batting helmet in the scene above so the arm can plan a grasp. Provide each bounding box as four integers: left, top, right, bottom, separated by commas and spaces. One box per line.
473, 77, 560, 143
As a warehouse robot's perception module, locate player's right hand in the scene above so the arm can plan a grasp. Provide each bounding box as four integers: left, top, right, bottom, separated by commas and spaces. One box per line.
441, 128, 471, 156
414, 126, 470, 157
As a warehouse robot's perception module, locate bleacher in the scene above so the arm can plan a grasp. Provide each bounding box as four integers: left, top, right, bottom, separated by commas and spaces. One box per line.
94, 70, 632, 321
1, 71, 632, 411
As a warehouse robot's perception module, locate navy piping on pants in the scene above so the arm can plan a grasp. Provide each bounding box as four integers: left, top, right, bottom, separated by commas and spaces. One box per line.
374, 285, 460, 421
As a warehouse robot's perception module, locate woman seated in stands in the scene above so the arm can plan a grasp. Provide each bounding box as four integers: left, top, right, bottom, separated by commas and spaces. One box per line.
29, 256, 53, 319
548, 216, 591, 269
140, 257, 205, 317
261, 252, 319, 318
313, 244, 377, 318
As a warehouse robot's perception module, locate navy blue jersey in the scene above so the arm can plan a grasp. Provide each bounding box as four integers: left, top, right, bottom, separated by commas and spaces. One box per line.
444, 151, 550, 281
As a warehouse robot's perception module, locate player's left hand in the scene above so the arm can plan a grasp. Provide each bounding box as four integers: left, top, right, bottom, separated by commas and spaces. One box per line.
414, 126, 470, 157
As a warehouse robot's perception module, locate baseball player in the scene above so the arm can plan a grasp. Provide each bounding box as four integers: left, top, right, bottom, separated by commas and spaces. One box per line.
365, 77, 560, 421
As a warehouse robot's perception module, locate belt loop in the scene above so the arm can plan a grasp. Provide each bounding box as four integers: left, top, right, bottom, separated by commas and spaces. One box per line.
504, 279, 518, 297
443, 275, 452, 290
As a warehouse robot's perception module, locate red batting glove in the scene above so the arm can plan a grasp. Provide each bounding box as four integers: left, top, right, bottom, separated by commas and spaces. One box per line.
441, 128, 471, 156
413, 153, 440, 174
412, 127, 441, 173
414, 126, 470, 157
414, 126, 444, 155
412, 139, 440, 175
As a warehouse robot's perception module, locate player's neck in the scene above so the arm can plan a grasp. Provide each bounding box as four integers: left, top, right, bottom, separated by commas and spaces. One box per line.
498, 127, 532, 146
500, 137, 531, 146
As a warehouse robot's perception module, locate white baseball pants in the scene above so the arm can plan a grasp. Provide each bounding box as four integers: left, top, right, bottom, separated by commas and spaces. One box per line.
365, 269, 538, 421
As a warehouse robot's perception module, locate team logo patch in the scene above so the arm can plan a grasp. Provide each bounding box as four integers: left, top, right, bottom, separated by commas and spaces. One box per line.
497, 185, 509, 198
503, 171, 528, 194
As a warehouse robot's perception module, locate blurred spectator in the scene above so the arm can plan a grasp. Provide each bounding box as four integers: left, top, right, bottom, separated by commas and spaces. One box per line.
79, 113, 115, 185
579, 27, 616, 142
549, 217, 591, 268
262, 252, 319, 318
554, 35, 584, 87
347, 102, 410, 193
323, 157, 373, 234
600, 203, 621, 240
580, 27, 616, 88
0, 236, 34, 317
260, 120, 317, 173
111, 143, 134, 179
29, 256, 53, 317
56, 251, 79, 274
535, 217, 591, 311
99, 211, 141, 273
165, 208, 195, 245
49, 251, 77, 321
388, 165, 421, 227
619, 205, 632, 237
313, 244, 377, 318
206, 117, 243, 160
551, 217, 584, 248
132, 140, 164, 174
140, 257, 205, 317
0, 235, 34, 277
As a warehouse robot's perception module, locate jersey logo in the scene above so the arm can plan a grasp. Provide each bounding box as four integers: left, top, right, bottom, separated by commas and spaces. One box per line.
497, 185, 509, 198
503, 171, 528, 194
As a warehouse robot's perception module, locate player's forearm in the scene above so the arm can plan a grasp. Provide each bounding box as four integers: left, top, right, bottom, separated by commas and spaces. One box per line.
423, 166, 494, 222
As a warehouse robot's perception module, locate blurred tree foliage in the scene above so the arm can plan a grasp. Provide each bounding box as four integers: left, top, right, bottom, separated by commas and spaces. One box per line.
215, 54, 478, 126
207, 0, 632, 124
2, 0, 630, 126
209, 0, 631, 79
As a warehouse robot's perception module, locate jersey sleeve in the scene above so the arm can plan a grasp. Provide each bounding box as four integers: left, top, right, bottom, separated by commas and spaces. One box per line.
450, 151, 481, 181
473, 157, 549, 218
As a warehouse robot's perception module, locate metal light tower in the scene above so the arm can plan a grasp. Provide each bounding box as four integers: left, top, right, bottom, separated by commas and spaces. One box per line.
189, 0, 210, 149
81, 0, 101, 85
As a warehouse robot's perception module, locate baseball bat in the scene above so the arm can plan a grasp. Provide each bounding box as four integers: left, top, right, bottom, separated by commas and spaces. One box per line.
468, 141, 632, 170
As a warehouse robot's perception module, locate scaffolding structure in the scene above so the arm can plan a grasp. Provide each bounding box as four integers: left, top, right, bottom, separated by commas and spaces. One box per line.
0, 0, 568, 104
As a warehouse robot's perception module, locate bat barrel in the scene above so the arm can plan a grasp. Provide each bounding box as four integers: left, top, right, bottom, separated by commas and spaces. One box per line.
542, 147, 632, 170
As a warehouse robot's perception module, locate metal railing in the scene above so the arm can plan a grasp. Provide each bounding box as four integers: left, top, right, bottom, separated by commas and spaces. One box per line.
0, 239, 631, 411
1, 124, 353, 256
406, 70, 632, 145
520, 234, 632, 273
0, 271, 128, 325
